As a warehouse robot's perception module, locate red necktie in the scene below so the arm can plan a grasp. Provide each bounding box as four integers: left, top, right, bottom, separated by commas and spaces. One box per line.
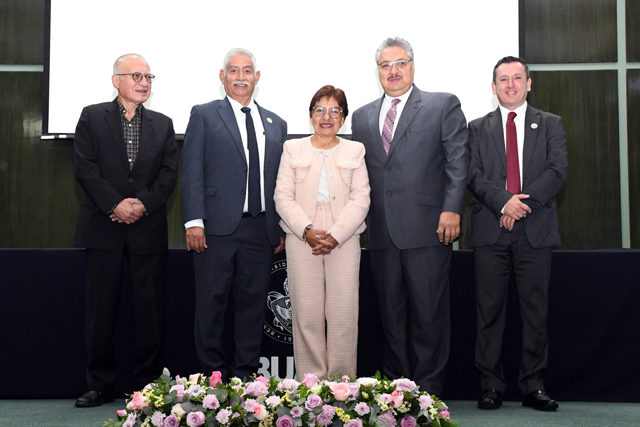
506, 111, 520, 194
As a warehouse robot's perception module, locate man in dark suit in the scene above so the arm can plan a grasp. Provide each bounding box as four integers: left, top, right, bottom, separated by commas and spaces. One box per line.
181, 48, 287, 381
351, 37, 468, 396
466, 56, 567, 411
73, 54, 178, 407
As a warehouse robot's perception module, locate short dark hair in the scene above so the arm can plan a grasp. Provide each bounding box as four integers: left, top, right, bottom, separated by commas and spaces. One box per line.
309, 85, 349, 118
493, 56, 529, 83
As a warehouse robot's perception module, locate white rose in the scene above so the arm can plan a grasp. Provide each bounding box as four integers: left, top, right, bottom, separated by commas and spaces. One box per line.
356, 377, 379, 387
172, 404, 186, 418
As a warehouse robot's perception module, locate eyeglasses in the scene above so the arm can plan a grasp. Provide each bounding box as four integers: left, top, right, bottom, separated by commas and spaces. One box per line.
312, 106, 343, 119
377, 59, 413, 72
115, 72, 155, 83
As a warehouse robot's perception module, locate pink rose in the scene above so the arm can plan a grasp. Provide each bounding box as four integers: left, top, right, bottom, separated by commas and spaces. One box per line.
441, 410, 450, 420
170, 384, 185, 402
305, 393, 323, 410
187, 411, 206, 427
400, 416, 416, 427
116, 409, 127, 416
345, 419, 363, 427
330, 382, 352, 401
348, 382, 360, 399
163, 415, 179, 427
302, 373, 319, 388
253, 404, 268, 421
276, 415, 295, 427
255, 376, 269, 386
210, 371, 222, 387
390, 390, 404, 408
126, 391, 149, 410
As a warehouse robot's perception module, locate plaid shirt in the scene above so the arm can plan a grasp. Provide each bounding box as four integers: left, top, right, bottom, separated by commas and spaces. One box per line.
117, 99, 142, 170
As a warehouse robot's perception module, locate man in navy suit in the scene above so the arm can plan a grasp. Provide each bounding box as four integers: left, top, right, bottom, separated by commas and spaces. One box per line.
466, 56, 567, 411
351, 37, 469, 396
181, 48, 287, 381
74, 54, 178, 407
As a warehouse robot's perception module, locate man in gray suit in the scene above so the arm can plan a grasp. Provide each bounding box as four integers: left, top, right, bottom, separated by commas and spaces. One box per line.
351, 37, 469, 396
466, 56, 567, 411
181, 48, 287, 381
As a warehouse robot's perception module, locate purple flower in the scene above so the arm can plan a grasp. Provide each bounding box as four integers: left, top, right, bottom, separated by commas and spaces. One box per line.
316, 405, 336, 426
305, 393, 323, 410
290, 406, 304, 418
187, 411, 206, 427
345, 419, 363, 427
354, 402, 370, 416
203, 394, 220, 410
151, 411, 166, 427
276, 415, 295, 427
400, 416, 416, 427
377, 411, 396, 427
188, 384, 204, 397
163, 415, 179, 427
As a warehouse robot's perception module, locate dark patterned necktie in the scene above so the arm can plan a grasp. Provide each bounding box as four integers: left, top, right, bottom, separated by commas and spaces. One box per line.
382, 99, 401, 155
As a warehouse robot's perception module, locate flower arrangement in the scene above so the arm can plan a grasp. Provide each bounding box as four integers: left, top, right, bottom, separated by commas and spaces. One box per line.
104, 369, 459, 427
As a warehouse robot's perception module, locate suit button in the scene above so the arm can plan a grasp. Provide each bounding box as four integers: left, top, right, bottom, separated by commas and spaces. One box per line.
385, 165, 391, 170
386, 191, 392, 197
241, 189, 245, 194
128, 178, 133, 183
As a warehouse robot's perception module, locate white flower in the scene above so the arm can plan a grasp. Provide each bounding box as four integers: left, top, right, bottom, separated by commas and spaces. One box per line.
356, 377, 379, 387
172, 403, 186, 418
266, 395, 282, 407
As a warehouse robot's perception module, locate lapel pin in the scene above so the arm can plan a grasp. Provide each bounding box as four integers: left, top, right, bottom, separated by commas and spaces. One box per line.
531, 123, 538, 129
267, 117, 273, 124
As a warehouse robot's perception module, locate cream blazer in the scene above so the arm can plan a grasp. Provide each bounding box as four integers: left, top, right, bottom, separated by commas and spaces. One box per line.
274, 136, 371, 247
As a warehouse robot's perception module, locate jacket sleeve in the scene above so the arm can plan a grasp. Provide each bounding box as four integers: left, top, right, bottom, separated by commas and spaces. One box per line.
135, 116, 178, 216
74, 106, 123, 214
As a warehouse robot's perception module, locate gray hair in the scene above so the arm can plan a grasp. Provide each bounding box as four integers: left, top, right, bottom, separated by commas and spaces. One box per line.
113, 53, 146, 74
375, 37, 414, 63
222, 48, 258, 76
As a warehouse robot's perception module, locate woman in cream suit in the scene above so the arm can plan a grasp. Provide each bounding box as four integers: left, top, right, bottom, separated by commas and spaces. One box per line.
274, 85, 370, 379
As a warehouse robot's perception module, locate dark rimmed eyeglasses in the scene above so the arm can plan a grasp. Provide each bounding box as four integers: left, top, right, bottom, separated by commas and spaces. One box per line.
312, 106, 343, 119
115, 72, 155, 83
377, 59, 413, 72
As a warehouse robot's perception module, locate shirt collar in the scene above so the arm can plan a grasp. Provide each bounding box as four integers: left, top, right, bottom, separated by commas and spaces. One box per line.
498, 100, 528, 121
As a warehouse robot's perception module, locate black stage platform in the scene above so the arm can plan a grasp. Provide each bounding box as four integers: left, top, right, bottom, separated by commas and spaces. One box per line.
1, 249, 639, 402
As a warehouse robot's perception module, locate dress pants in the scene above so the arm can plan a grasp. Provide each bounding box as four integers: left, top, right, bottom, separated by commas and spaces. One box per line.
286, 202, 360, 380
84, 238, 167, 392
193, 213, 273, 381
474, 221, 552, 396
370, 243, 452, 396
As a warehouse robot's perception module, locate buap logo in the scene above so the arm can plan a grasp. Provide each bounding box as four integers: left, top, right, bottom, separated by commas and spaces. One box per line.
264, 259, 293, 344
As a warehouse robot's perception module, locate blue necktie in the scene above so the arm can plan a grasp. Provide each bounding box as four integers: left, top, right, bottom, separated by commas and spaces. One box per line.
241, 107, 261, 217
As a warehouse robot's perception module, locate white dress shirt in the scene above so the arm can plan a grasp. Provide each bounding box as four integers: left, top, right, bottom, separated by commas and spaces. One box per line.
184, 97, 267, 230
378, 86, 414, 140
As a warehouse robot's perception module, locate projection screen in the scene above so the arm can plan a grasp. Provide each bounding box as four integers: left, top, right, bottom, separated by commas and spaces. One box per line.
45, 0, 518, 137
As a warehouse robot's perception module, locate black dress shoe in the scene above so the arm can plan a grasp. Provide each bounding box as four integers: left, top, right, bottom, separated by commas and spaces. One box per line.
478, 388, 503, 410
522, 390, 559, 411
75, 390, 115, 408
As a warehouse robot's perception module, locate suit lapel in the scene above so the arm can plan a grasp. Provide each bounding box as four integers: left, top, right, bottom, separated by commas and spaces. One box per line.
132, 105, 154, 172
388, 85, 422, 157
367, 97, 386, 159
522, 105, 540, 175
218, 97, 247, 163
489, 107, 506, 170
104, 100, 129, 170
256, 101, 277, 177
